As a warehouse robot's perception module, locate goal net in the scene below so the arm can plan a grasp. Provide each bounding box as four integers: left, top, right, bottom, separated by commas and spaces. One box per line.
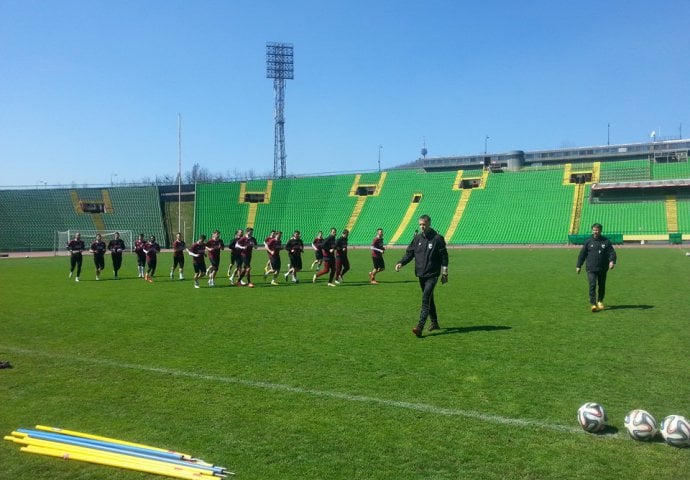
54, 230, 134, 256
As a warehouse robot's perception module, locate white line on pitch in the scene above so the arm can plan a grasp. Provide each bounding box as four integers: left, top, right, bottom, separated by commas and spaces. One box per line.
2, 346, 609, 437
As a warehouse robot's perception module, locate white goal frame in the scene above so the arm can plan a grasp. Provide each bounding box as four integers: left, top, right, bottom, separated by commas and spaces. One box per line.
54, 230, 134, 256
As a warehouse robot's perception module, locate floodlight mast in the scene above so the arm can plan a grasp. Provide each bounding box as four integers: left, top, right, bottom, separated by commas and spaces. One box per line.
266, 42, 294, 179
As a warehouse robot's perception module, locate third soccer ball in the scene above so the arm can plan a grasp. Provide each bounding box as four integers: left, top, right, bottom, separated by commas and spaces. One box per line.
577, 402, 607, 433
660, 415, 690, 447
624, 409, 658, 441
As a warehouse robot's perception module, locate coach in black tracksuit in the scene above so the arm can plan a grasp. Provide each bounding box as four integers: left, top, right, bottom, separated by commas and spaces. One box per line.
576, 223, 617, 312
396, 214, 449, 337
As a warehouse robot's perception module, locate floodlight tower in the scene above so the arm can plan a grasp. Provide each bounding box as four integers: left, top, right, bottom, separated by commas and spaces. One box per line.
266, 42, 294, 179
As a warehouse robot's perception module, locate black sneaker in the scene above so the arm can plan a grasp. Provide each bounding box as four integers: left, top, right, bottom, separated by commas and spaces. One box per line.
428, 322, 441, 332
0, 361, 13, 369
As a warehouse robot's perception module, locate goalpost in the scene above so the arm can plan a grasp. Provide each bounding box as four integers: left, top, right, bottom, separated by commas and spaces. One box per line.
54, 230, 134, 256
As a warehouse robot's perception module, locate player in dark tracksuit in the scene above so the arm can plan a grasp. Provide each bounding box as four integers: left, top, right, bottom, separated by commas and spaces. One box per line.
576, 223, 617, 312
396, 214, 449, 337
108, 232, 126, 279
314, 228, 337, 285
67, 233, 85, 282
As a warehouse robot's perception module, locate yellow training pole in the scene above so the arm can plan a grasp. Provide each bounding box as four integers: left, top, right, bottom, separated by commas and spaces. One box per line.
7, 435, 218, 477
20, 445, 210, 480
35, 425, 188, 456
34, 425, 212, 466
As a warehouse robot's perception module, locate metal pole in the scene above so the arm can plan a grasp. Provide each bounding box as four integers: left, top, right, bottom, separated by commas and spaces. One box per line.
178, 114, 182, 235
607, 123, 610, 145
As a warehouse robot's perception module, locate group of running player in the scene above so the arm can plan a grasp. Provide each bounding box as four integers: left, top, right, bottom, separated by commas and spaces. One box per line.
67, 227, 387, 289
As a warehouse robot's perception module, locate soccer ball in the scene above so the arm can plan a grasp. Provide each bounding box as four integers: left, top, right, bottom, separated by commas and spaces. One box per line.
660, 415, 690, 447
624, 409, 658, 441
577, 402, 608, 433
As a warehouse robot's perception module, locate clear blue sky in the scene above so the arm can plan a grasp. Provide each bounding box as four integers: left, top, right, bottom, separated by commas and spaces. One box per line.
1, 0, 689, 187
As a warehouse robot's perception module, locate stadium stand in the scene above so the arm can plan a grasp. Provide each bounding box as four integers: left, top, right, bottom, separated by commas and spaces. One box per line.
194, 175, 357, 241
104, 187, 167, 244
651, 160, 690, 180
453, 169, 572, 244
4, 154, 689, 253
599, 159, 651, 182
677, 200, 690, 237
579, 184, 668, 237
192, 160, 689, 247
0, 187, 165, 252
351, 169, 460, 245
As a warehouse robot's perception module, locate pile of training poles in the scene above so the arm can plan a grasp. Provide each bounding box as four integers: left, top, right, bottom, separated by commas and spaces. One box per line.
4, 425, 232, 479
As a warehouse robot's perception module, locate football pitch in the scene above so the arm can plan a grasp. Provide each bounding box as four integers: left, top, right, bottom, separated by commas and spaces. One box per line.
1, 247, 689, 479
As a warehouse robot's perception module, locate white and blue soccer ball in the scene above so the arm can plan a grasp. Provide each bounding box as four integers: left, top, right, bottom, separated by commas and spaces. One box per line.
624, 409, 658, 441
577, 402, 608, 433
660, 415, 690, 447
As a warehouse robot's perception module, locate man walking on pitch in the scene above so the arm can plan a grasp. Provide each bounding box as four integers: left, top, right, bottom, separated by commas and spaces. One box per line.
576, 223, 617, 312
67, 232, 85, 282
396, 215, 449, 337
107, 232, 126, 279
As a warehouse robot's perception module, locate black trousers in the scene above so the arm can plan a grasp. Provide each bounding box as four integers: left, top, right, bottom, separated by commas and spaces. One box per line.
70, 254, 82, 276
586, 270, 608, 305
417, 276, 439, 329
112, 253, 123, 273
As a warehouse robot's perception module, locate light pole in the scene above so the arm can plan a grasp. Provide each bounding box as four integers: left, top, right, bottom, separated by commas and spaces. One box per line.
484, 136, 489, 154
607, 123, 610, 145
110, 173, 118, 186
378, 145, 383, 172
37, 180, 47, 189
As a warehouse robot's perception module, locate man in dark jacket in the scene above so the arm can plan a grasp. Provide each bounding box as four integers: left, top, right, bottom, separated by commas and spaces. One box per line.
396, 214, 449, 337
576, 223, 617, 312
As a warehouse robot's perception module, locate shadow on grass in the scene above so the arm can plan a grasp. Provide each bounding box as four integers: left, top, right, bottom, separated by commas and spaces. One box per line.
605, 304, 654, 311
592, 425, 619, 436
329, 280, 419, 287
431, 325, 512, 336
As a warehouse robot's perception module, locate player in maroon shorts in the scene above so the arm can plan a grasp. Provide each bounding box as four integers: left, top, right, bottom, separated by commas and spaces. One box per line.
369, 228, 385, 284
90, 233, 107, 281
284, 230, 304, 283
227, 229, 243, 284
205, 230, 225, 287
134, 233, 146, 278
264, 230, 283, 285
107, 232, 126, 279
263, 230, 276, 275
170, 232, 186, 280
334, 229, 350, 284
143, 235, 161, 283
67, 232, 85, 282
311, 230, 324, 270
235, 227, 258, 287
313, 228, 337, 286
187, 234, 207, 288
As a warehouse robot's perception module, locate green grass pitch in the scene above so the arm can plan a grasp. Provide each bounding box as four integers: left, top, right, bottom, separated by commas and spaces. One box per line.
1, 247, 689, 479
